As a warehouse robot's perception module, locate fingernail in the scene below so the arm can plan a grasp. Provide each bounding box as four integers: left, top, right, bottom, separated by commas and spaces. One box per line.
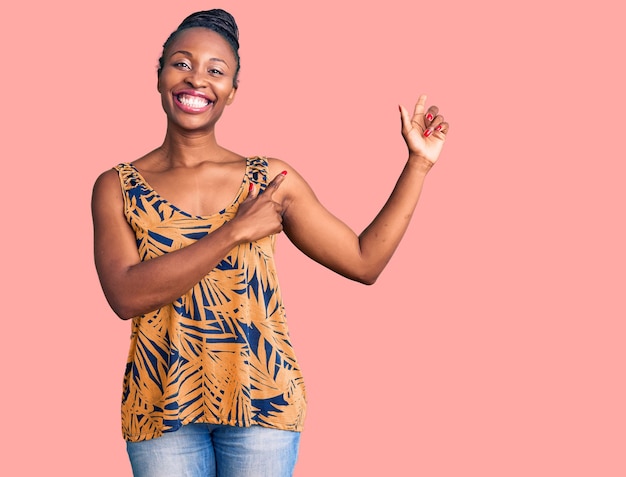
249, 183, 254, 192
435, 124, 442, 131
426, 113, 434, 121
423, 129, 433, 137
281, 170, 288, 176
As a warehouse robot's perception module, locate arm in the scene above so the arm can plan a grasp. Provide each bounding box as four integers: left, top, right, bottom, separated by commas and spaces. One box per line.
277, 94, 449, 284
91, 169, 287, 320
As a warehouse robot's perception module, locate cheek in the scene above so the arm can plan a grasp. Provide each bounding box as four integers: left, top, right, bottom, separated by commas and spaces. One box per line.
157, 68, 178, 91
157, 72, 171, 94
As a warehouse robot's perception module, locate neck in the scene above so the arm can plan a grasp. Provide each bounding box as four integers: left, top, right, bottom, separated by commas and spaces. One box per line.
158, 125, 225, 167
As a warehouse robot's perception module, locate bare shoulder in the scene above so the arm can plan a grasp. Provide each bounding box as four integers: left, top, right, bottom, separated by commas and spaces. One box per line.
265, 157, 308, 185
92, 167, 119, 195
265, 157, 291, 175
92, 148, 156, 202
264, 157, 322, 222
91, 166, 124, 215
266, 157, 308, 196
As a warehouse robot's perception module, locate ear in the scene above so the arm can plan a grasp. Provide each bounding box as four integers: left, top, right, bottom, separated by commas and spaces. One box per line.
157, 76, 162, 93
226, 86, 237, 105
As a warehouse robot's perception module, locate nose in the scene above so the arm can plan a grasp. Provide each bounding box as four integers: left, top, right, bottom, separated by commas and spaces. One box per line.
185, 70, 207, 88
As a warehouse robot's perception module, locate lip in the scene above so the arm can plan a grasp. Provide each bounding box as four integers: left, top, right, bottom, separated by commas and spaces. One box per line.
173, 89, 214, 113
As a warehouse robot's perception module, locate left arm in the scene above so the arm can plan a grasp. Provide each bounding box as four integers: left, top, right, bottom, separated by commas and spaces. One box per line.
274, 94, 450, 284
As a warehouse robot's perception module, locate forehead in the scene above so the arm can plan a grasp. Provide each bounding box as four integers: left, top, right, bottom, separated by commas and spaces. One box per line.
166, 27, 235, 61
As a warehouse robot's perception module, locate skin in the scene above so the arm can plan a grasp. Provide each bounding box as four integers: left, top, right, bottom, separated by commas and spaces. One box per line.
91, 27, 450, 320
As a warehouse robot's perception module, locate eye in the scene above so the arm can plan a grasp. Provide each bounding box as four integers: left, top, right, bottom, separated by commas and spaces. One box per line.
208, 68, 224, 76
173, 61, 191, 70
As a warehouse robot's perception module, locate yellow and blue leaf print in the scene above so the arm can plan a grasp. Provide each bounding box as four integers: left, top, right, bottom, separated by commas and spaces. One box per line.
115, 158, 306, 443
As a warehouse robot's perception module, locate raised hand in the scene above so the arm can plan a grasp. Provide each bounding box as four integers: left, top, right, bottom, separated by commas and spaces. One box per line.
230, 171, 287, 242
399, 94, 449, 165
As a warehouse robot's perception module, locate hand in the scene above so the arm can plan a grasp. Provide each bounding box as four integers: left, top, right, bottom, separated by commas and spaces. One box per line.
231, 171, 287, 242
399, 94, 450, 165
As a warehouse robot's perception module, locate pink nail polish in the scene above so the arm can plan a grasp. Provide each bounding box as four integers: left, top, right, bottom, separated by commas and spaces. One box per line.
423, 129, 433, 137
426, 113, 434, 121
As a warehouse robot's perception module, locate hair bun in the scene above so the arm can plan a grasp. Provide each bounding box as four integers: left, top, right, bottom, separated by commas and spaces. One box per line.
177, 9, 239, 51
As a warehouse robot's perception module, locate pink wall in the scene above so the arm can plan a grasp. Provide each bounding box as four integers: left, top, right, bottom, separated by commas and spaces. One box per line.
2, 0, 624, 475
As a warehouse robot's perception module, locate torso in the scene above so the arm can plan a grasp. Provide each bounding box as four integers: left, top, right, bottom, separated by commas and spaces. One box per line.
114, 157, 307, 441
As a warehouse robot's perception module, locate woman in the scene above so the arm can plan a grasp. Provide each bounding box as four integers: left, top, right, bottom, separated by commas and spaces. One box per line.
92, 8, 449, 477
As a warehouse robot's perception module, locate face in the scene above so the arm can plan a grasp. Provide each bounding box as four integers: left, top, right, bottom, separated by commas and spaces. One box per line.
157, 27, 238, 131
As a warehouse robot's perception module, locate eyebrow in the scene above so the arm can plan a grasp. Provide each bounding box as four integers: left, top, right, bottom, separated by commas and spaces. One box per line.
170, 50, 229, 66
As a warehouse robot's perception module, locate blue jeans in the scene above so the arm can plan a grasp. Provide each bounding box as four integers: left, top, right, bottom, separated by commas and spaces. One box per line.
126, 423, 301, 477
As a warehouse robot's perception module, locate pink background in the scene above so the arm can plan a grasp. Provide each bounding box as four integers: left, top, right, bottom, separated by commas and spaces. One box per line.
2, 0, 624, 475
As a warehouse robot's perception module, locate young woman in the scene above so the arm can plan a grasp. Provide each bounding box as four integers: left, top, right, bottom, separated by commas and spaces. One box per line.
92, 9, 449, 477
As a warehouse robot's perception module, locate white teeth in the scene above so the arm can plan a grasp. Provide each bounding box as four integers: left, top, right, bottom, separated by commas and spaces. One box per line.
178, 94, 210, 108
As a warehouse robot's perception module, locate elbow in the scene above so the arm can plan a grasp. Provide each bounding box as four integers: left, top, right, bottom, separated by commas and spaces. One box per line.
116, 309, 136, 321
104, 293, 140, 321
358, 275, 378, 286
111, 295, 163, 321
102, 284, 163, 320
98, 271, 149, 320
109, 301, 136, 321
337, 262, 383, 286
100, 278, 159, 320
351, 269, 381, 286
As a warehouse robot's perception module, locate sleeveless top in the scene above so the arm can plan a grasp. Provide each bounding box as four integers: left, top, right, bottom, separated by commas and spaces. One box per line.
115, 157, 306, 442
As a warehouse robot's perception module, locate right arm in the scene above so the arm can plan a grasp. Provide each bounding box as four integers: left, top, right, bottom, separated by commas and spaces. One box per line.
91, 169, 286, 320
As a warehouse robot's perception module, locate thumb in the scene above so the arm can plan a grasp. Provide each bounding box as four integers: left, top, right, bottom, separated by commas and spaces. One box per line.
399, 104, 410, 134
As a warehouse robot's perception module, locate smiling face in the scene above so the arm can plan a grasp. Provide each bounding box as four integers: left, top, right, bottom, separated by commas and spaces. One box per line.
157, 27, 238, 132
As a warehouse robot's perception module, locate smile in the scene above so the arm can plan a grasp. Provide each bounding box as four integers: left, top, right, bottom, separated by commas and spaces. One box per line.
177, 94, 210, 108
173, 90, 214, 113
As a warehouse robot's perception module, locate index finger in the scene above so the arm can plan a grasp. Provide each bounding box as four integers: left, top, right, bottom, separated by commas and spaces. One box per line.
413, 94, 428, 117
265, 170, 288, 196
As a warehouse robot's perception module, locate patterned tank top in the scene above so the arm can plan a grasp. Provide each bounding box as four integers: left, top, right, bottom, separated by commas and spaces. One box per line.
115, 157, 306, 442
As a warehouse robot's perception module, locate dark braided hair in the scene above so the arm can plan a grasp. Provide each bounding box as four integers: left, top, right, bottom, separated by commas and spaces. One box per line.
157, 9, 240, 87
